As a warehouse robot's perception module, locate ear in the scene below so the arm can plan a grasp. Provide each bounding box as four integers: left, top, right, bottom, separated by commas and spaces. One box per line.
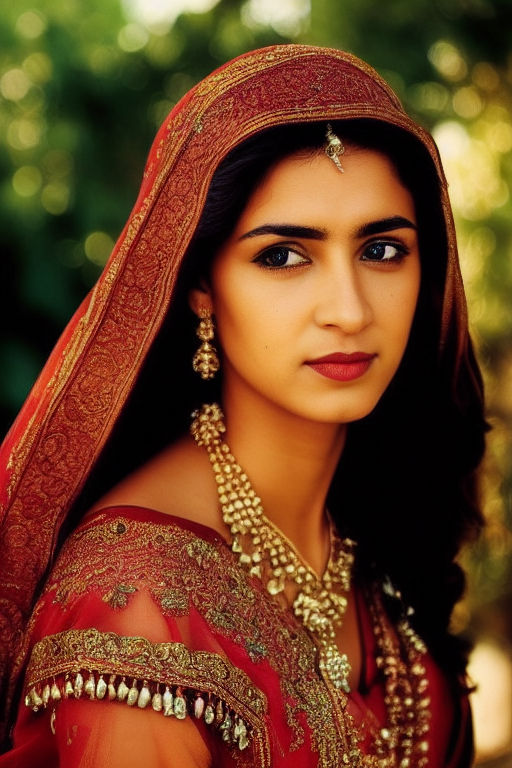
188, 283, 214, 318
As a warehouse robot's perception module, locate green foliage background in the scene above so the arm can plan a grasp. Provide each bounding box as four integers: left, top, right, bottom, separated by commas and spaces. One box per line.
1, 0, 511, 642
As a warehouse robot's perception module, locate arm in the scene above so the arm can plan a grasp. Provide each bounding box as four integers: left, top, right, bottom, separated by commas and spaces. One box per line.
54, 697, 212, 768
8, 511, 267, 767
19, 620, 257, 768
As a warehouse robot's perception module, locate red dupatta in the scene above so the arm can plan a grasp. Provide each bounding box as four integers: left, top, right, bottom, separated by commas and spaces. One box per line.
0, 44, 471, 743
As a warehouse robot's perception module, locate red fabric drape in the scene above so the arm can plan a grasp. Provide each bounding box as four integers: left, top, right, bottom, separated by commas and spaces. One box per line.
1, 507, 471, 767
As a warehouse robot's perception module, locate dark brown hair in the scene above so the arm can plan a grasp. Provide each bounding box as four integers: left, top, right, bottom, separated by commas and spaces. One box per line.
77, 119, 487, 686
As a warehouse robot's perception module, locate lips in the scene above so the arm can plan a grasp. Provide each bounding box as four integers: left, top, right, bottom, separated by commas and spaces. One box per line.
306, 352, 376, 382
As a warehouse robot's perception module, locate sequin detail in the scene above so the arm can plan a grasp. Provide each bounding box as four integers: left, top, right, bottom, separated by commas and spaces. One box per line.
21, 514, 431, 767
24, 629, 265, 754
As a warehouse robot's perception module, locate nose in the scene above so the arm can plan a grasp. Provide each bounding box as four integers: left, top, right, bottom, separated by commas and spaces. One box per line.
314, 257, 373, 334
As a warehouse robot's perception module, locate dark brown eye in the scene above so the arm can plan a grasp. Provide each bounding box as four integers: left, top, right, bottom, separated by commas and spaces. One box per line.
362, 242, 408, 262
254, 246, 308, 268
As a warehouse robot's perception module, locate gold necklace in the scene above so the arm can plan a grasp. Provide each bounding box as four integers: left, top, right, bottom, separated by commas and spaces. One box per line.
191, 403, 356, 692
191, 403, 431, 767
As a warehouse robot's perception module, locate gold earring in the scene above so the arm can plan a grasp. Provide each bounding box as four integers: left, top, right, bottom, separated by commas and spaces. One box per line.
192, 308, 220, 380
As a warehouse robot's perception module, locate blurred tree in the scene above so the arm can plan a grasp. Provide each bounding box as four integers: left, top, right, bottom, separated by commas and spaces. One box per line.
1, 0, 510, 647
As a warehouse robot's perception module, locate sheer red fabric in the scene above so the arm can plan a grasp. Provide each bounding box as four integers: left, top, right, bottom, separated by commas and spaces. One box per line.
1, 507, 471, 767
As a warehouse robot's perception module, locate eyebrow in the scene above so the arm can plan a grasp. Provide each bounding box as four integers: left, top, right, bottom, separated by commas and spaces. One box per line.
238, 216, 417, 242
238, 224, 326, 241
355, 216, 417, 237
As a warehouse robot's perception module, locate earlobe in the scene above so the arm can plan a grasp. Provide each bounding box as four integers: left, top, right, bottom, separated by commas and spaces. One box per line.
188, 285, 214, 318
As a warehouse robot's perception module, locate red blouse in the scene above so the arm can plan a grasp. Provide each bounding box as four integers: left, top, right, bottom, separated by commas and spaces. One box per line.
1, 506, 472, 767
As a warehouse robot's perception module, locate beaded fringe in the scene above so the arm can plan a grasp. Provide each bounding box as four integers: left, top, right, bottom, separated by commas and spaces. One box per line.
25, 671, 251, 750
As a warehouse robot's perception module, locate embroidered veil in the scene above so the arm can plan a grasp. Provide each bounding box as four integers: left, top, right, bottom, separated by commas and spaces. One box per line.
0, 45, 482, 761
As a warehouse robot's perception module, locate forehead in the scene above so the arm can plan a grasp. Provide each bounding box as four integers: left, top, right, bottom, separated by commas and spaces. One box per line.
230, 147, 416, 236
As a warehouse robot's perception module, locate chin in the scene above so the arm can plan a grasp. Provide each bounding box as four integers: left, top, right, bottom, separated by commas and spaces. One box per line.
302, 389, 386, 425
288, 399, 380, 426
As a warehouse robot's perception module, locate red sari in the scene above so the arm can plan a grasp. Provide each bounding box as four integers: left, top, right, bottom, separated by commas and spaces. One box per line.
2, 507, 472, 767
0, 45, 480, 764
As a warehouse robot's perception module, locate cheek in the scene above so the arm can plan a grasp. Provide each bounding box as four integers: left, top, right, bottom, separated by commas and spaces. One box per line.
372, 266, 420, 343
215, 300, 280, 361
404, 261, 422, 318
211, 266, 298, 349
393, 271, 421, 344
211, 277, 269, 360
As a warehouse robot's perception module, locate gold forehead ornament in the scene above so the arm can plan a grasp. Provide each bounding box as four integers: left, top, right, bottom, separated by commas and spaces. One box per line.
324, 123, 345, 173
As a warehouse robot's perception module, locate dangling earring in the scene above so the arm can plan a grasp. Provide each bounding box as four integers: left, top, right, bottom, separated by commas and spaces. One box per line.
192, 308, 220, 380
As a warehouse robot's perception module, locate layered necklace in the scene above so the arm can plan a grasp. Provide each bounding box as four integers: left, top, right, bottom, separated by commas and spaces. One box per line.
191, 403, 431, 766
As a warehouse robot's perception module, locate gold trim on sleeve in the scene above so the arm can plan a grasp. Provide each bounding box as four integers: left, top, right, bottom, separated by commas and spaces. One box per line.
25, 628, 269, 759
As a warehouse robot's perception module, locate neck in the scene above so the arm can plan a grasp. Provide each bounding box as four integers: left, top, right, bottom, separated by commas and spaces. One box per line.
220, 388, 347, 572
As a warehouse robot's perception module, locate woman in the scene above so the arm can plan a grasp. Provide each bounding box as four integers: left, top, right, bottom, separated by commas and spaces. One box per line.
0, 45, 486, 766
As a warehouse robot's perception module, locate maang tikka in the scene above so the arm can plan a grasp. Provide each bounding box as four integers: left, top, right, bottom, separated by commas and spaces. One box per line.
192, 308, 220, 380
324, 123, 345, 173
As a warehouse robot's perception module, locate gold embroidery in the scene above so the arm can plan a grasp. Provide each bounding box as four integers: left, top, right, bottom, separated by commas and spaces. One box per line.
27, 514, 378, 767
25, 628, 268, 759
159, 587, 189, 614
102, 583, 137, 609
26, 628, 266, 716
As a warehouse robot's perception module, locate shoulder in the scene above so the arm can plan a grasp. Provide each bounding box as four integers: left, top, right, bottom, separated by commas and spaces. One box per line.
45, 506, 229, 618
86, 434, 225, 537
21, 507, 269, 763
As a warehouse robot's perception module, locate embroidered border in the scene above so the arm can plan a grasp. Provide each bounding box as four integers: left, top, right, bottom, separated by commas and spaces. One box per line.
21, 514, 370, 767
25, 628, 270, 763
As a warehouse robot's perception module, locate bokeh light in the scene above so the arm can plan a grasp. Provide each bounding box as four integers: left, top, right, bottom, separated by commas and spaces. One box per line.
117, 23, 149, 52
84, 231, 115, 266
123, 0, 221, 34
242, 0, 310, 36
428, 39, 468, 81
41, 181, 70, 215
15, 10, 47, 39
22, 52, 53, 83
0, 69, 31, 101
12, 166, 42, 197
7, 118, 43, 150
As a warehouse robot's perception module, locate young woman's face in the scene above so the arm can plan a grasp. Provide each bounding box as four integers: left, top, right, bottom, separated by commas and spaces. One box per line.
192, 146, 421, 425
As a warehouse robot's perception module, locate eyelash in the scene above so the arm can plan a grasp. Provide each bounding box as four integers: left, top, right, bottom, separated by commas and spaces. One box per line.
253, 239, 410, 270
252, 245, 308, 270
361, 240, 410, 263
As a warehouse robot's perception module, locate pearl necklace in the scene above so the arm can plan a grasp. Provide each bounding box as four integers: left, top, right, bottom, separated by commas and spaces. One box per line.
191, 403, 356, 692
191, 403, 432, 767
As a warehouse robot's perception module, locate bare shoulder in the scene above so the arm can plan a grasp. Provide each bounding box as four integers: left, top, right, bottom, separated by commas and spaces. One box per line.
86, 435, 223, 535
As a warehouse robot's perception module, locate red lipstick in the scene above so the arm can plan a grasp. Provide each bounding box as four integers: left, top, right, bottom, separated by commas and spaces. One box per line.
306, 352, 376, 382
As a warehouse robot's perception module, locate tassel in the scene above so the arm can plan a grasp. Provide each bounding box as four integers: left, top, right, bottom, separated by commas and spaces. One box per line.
173, 687, 187, 720
138, 683, 151, 709
116, 678, 129, 702
107, 674, 117, 700
126, 680, 139, 706
73, 673, 83, 699
64, 678, 74, 699
26, 674, 252, 751
84, 673, 96, 699
96, 675, 107, 700
42, 684, 51, 706
50, 682, 61, 701
162, 686, 174, 716
152, 689, 163, 712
